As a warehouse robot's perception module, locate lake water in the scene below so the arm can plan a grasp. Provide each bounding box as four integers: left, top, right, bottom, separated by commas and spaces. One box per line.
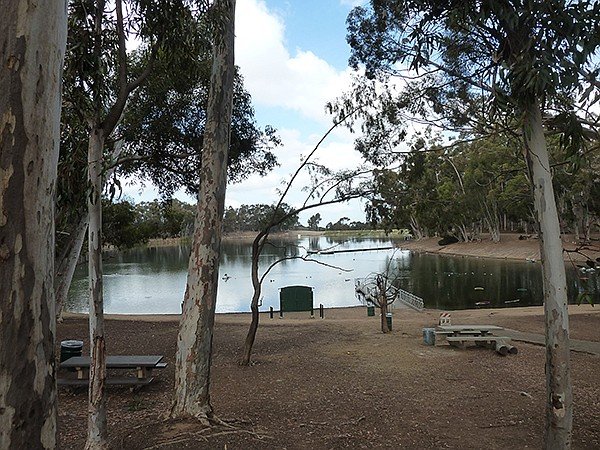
66, 235, 599, 314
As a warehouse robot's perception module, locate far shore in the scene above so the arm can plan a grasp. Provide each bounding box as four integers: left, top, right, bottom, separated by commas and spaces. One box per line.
62, 303, 600, 323
146, 231, 600, 263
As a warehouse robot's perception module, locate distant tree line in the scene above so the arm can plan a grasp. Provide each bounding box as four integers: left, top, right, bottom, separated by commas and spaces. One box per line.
222, 203, 300, 233
102, 198, 195, 248
367, 135, 600, 242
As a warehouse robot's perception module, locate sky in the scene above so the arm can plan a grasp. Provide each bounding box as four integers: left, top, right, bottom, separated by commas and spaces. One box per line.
122, 0, 370, 226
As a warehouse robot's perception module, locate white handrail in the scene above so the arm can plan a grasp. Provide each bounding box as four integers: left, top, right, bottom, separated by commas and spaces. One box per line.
355, 279, 424, 312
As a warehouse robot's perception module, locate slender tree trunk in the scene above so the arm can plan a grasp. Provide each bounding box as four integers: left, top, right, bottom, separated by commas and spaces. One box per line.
55, 215, 89, 321
0, 2, 66, 448
523, 101, 572, 449
409, 215, 423, 240
241, 237, 263, 366
85, 128, 108, 450
376, 277, 389, 333
171, 0, 236, 421
380, 296, 389, 333
483, 201, 501, 243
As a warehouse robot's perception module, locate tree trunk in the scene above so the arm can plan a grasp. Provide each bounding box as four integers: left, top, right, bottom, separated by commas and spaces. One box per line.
171, 0, 236, 421
85, 128, 108, 450
55, 215, 89, 321
380, 296, 389, 333
409, 215, 424, 240
241, 236, 263, 366
523, 101, 572, 449
0, 2, 66, 448
483, 201, 501, 243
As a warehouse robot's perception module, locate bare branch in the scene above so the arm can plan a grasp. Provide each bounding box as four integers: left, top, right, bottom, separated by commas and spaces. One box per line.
259, 254, 352, 285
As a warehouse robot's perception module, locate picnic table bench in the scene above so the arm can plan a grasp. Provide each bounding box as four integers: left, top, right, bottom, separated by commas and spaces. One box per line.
435, 325, 517, 355
58, 355, 166, 388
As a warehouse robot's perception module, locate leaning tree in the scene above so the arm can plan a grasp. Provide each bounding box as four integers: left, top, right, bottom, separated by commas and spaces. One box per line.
239, 110, 375, 366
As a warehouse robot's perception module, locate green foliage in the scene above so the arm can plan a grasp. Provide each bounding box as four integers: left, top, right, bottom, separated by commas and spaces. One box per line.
102, 198, 196, 248
102, 199, 144, 248
339, 1, 600, 169
340, 0, 600, 241
325, 217, 368, 231
119, 56, 280, 197
307, 213, 322, 230
222, 204, 300, 233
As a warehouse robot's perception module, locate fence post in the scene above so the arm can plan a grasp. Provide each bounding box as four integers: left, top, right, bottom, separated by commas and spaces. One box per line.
320, 304, 324, 319
269, 306, 274, 319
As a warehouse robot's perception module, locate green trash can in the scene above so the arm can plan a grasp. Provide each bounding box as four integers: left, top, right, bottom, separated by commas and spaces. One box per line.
60, 340, 83, 362
367, 306, 375, 316
386, 313, 393, 331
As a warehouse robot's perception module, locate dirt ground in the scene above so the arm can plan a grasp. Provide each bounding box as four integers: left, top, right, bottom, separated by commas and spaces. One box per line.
57, 305, 600, 449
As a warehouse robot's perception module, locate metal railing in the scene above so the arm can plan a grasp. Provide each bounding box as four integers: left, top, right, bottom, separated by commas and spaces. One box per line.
355, 279, 424, 312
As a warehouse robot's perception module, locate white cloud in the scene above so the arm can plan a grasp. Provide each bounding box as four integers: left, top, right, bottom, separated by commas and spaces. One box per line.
227, 0, 376, 224
121, 0, 371, 225
339, 0, 365, 7
235, 0, 357, 124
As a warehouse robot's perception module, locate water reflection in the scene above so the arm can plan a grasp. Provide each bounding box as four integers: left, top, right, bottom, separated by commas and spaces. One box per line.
66, 236, 599, 314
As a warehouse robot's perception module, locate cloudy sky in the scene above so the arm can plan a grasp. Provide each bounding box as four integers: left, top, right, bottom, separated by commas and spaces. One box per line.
124, 0, 369, 225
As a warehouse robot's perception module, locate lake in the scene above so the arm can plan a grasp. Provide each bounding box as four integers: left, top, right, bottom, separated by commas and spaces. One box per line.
66, 235, 598, 314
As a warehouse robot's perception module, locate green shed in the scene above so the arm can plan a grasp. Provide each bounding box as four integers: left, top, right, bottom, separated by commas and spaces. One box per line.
279, 285, 314, 315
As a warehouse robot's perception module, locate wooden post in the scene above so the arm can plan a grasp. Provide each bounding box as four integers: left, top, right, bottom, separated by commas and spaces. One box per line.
269, 306, 274, 319
320, 304, 324, 319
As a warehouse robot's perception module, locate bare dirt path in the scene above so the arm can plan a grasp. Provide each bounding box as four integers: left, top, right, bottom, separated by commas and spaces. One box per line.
398, 233, 600, 262
57, 305, 600, 449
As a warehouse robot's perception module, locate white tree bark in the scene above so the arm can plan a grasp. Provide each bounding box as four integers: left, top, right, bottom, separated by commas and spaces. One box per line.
0, 1, 67, 448
55, 215, 88, 321
523, 101, 572, 448
85, 128, 107, 450
171, 0, 236, 421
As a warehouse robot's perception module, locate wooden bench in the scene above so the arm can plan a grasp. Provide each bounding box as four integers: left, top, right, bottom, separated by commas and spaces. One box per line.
59, 355, 166, 388
58, 377, 154, 387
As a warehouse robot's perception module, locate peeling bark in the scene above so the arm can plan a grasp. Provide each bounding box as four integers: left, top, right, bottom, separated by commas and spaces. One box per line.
0, 1, 67, 448
171, 0, 236, 420
85, 128, 107, 450
523, 101, 572, 449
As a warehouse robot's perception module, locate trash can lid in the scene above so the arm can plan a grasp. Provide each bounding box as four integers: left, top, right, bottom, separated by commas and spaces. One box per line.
61, 340, 83, 348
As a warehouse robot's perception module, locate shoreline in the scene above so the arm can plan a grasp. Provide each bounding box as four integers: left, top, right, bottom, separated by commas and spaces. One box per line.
62, 303, 600, 323
399, 234, 600, 263
146, 232, 600, 262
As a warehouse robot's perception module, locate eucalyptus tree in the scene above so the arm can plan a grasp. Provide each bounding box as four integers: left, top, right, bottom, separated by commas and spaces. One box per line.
171, 0, 236, 423
64, 0, 209, 447
118, 58, 279, 198
345, 1, 600, 446
55, 4, 278, 322
0, 1, 67, 448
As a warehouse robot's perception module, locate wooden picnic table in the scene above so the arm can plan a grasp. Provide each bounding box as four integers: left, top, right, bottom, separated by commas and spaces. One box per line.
59, 355, 166, 387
